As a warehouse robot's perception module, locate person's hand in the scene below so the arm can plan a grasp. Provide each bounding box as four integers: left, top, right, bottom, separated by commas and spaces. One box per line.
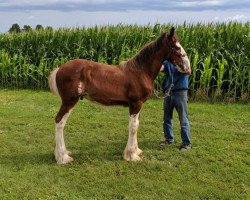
160, 65, 165, 72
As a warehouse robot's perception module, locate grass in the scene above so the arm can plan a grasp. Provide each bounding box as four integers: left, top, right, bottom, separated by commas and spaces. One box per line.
0, 90, 249, 199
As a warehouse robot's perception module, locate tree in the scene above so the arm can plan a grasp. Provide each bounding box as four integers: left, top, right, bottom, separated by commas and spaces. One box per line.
35, 24, 44, 31
45, 26, 53, 31
8, 23, 21, 33
23, 25, 32, 32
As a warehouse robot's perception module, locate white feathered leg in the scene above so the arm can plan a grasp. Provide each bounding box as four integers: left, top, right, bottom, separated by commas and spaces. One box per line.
54, 110, 73, 164
123, 113, 143, 161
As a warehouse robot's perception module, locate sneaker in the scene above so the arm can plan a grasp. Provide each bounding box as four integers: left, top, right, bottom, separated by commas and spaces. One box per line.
179, 144, 192, 151
160, 140, 173, 147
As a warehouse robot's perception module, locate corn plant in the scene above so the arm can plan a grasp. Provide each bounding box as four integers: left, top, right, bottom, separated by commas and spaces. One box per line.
0, 22, 249, 101
214, 57, 228, 97
198, 55, 214, 96
189, 51, 199, 96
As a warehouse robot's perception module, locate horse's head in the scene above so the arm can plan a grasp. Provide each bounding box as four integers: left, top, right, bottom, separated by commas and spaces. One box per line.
165, 27, 191, 73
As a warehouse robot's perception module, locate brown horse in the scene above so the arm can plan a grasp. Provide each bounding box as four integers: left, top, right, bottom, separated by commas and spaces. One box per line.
48, 27, 191, 164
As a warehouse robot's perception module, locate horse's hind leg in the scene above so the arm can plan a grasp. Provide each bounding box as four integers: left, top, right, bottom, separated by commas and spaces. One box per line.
54, 100, 77, 164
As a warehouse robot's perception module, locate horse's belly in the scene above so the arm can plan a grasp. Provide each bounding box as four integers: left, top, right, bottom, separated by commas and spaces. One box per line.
85, 85, 128, 106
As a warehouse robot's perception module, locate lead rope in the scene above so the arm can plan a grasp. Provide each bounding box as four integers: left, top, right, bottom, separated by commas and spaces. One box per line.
153, 67, 174, 98
165, 70, 174, 97
165, 83, 174, 97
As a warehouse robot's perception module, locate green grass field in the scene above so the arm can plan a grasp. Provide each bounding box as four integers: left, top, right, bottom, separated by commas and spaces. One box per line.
0, 90, 249, 199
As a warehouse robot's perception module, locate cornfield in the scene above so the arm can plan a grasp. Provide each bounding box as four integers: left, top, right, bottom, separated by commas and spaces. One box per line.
0, 22, 249, 101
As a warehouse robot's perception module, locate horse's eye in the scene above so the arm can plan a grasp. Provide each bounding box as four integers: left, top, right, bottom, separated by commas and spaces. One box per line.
171, 45, 180, 51
175, 46, 181, 51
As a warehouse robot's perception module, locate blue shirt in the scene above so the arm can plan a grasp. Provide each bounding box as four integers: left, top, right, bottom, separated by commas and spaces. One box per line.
162, 60, 189, 93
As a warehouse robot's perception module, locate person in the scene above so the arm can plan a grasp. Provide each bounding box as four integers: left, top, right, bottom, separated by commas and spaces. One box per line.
160, 60, 192, 151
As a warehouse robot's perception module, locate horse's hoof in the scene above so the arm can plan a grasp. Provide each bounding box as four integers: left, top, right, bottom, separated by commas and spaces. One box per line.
123, 151, 142, 162
66, 150, 72, 156
54, 151, 74, 164
130, 154, 142, 161
136, 148, 143, 156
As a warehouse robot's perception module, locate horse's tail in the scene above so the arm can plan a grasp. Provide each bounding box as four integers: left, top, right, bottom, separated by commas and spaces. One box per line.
48, 67, 59, 96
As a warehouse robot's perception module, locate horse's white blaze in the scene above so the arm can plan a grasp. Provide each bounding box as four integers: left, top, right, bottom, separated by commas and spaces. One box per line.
176, 42, 191, 72
54, 110, 73, 164
123, 113, 142, 161
48, 67, 59, 96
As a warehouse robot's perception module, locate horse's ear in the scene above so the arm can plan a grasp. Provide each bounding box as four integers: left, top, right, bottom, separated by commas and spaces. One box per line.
170, 27, 175, 37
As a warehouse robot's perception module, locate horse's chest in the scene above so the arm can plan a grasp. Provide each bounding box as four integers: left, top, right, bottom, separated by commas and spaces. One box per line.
129, 81, 153, 101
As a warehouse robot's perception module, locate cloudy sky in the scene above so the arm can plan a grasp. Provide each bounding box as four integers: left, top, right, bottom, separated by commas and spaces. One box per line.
0, 0, 249, 32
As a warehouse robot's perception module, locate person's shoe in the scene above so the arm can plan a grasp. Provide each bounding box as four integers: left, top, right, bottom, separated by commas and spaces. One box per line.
159, 140, 173, 147
179, 144, 192, 151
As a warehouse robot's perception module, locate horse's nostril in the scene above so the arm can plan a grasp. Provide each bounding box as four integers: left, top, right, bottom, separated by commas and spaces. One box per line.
179, 63, 185, 70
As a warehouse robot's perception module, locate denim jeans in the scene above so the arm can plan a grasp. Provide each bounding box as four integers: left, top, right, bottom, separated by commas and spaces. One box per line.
163, 90, 191, 145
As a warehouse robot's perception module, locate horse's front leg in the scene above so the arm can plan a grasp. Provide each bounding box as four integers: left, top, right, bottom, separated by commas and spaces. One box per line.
54, 103, 76, 164
123, 112, 143, 161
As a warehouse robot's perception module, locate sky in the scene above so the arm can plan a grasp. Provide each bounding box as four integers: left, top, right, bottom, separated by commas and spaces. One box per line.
0, 0, 249, 32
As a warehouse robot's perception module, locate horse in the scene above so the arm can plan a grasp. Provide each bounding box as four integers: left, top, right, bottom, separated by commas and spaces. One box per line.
48, 27, 191, 164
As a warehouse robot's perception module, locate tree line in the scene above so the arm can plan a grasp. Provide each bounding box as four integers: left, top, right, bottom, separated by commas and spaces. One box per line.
8, 23, 53, 33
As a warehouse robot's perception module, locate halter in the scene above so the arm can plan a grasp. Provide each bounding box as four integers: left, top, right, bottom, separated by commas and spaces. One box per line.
166, 43, 187, 60
166, 41, 187, 70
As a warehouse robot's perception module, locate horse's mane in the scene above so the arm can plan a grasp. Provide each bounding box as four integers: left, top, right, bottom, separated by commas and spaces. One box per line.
119, 33, 167, 69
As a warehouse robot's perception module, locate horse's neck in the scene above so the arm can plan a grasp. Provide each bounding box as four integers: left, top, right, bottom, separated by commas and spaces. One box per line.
141, 49, 166, 81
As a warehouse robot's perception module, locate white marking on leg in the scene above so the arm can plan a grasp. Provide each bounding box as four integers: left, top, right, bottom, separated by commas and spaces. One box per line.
54, 109, 73, 164
123, 113, 142, 161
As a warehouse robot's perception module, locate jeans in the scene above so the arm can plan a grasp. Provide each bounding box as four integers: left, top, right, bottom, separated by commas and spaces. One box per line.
163, 90, 191, 145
